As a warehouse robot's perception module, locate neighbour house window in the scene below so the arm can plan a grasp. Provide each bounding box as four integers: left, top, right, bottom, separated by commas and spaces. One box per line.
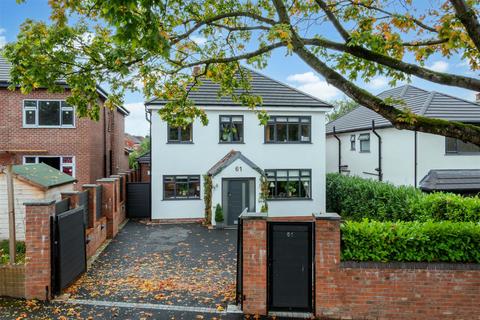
446, 137, 480, 154
23, 100, 74, 127
23, 156, 75, 176
265, 169, 311, 199
167, 124, 193, 143
163, 175, 200, 199
359, 133, 370, 152
265, 116, 311, 143
219, 115, 244, 143
350, 135, 356, 150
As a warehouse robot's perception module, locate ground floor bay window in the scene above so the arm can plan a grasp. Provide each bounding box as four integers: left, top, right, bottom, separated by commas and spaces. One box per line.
23, 155, 75, 176
163, 175, 201, 199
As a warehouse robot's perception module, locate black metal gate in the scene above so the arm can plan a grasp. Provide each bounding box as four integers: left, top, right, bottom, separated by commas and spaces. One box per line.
126, 182, 151, 218
52, 203, 87, 295
268, 222, 313, 312
236, 217, 244, 307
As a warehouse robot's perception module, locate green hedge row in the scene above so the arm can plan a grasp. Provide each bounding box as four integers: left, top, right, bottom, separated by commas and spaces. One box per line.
326, 173, 480, 222
341, 220, 480, 262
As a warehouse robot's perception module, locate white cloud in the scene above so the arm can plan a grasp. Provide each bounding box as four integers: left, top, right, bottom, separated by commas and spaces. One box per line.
286, 72, 342, 100
124, 102, 150, 137
191, 36, 207, 46
0, 28, 6, 48
428, 60, 449, 72
366, 76, 389, 90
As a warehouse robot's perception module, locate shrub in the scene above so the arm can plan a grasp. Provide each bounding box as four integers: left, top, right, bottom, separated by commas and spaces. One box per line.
0, 240, 26, 264
326, 173, 480, 222
215, 204, 224, 223
341, 220, 480, 263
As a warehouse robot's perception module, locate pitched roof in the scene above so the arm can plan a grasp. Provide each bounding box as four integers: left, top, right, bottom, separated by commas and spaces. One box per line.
146, 69, 332, 108
419, 169, 480, 192
207, 150, 263, 176
12, 163, 77, 189
136, 151, 151, 164
0, 56, 130, 116
326, 85, 480, 134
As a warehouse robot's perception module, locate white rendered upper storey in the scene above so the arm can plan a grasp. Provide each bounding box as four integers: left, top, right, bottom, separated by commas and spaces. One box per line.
325, 85, 480, 190
146, 69, 332, 225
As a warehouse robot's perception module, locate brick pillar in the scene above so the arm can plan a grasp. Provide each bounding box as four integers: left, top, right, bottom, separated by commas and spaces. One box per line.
24, 199, 55, 300
242, 214, 268, 315
96, 178, 117, 239
61, 191, 80, 209
82, 184, 100, 228
315, 212, 341, 318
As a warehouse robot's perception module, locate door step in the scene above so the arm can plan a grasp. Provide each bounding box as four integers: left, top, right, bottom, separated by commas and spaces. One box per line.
268, 311, 314, 319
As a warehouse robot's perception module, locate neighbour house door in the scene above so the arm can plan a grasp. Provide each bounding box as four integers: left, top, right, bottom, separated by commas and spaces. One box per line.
268, 222, 313, 312
225, 179, 251, 226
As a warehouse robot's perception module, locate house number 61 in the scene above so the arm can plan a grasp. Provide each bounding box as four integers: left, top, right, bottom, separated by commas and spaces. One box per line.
235, 166, 242, 172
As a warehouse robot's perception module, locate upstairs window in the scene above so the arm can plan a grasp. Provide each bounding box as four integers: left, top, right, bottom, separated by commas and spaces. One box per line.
23, 100, 74, 127
446, 137, 480, 154
265, 116, 311, 143
163, 175, 200, 199
168, 124, 193, 143
359, 133, 370, 152
265, 169, 311, 199
219, 115, 244, 143
350, 135, 356, 151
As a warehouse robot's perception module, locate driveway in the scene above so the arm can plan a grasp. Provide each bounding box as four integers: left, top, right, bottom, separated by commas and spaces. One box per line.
66, 221, 238, 310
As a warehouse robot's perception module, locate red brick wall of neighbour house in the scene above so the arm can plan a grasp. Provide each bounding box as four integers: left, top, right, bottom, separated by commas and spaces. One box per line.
140, 163, 150, 182
314, 217, 480, 320
111, 109, 129, 174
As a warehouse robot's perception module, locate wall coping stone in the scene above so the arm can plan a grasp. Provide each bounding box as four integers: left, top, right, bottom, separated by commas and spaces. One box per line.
61, 191, 79, 195
23, 199, 56, 206
83, 184, 99, 188
239, 212, 268, 220
341, 261, 480, 270
97, 178, 117, 182
315, 212, 341, 220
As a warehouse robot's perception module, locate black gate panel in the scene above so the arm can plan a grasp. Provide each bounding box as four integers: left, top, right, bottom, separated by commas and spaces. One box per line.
78, 190, 89, 226
126, 182, 151, 218
268, 222, 313, 312
53, 207, 86, 294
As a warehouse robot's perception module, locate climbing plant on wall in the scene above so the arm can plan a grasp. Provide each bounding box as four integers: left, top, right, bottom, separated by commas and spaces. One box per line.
203, 174, 212, 225
259, 175, 269, 213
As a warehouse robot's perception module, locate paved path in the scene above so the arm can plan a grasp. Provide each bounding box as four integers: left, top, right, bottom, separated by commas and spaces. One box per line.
67, 221, 238, 310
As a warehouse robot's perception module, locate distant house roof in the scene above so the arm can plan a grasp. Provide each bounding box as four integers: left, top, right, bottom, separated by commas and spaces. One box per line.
419, 169, 480, 192
0, 56, 130, 116
207, 150, 263, 176
146, 69, 333, 109
12, 163, 77, 189
136, 152, 151, 164
326, 85, 480, 134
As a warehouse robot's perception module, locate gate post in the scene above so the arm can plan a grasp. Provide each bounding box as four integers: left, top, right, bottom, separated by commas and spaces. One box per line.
24, 199, 56, 300
241, 212, 268, 316
61, 191, 80, 209
97, 177, 119, 239
315, 212, 341, 318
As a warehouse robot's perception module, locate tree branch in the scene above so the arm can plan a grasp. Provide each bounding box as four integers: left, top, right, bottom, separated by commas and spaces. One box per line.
449, 0, 480, 52
314, 0, 350, 41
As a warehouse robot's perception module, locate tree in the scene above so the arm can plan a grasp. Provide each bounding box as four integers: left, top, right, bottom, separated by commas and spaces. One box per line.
128, 136, 150, 169
3, 0, 480, 144
327, 98, 358, 122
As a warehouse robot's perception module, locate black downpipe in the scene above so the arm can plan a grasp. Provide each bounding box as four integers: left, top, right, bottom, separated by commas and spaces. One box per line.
414, 131, 418, 187
146, 106, 152, 217
332, 126, 342, 173
103, 108, 107, 177
371, 120, 383, 181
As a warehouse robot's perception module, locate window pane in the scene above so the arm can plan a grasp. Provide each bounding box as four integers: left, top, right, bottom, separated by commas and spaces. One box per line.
25, 157, 36, 164
300, 117, 310, 123
288, 124, 300, 141
457, 140, 480, 153
180, 125, 192, 142
168, 126, 179, 141
164, 177, 175, 198
62, 157, 73, 164
62, 109, 74, 125
232, 116, 243, 122
300, 124, 310, 142
62, 166, 73, 176
277, 180, 288, 198
231, 122, 243, 142
220, 116, 230, 122
24, 100, 36, 108
189, 178, 200, 198
276, 117, 287, 122
360, 140, 370, 152
445, 137, 457, 153
288, 170, 299, 177
287, 117, 299, 122
220, 123, 232, 142
25, 109, 36, 125
38, 101, 60, 126
266, 124, 275, 142
277, 123, 287, 142
277, 170, 288, 177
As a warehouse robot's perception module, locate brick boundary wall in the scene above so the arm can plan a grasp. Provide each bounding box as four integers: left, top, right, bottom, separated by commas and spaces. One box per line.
0, 265, 25, 298
240, 213, 480, 319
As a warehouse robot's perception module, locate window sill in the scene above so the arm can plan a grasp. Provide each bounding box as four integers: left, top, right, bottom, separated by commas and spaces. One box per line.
267, 198, 313, 201
219, 141, 245, 144
23, 125, 76, 129
264, 142, 312, 144
162, 198, 202, 201
359, 150, 370, 153
166, 142, 194, 144
445, 152, 480, 156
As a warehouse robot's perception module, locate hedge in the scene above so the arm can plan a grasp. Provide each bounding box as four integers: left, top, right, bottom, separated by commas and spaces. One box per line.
326, 173, 480, 222
341, 220, 480, 262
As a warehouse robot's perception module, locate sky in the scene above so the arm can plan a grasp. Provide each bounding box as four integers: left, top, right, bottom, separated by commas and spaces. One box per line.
1, 0, 478, 137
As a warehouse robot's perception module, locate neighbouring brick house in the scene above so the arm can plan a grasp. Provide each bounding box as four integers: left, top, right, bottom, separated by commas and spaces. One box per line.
0, 56, 130, 188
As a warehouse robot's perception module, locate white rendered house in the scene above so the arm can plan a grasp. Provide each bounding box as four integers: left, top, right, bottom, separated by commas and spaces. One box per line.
326, 85, 480, 191
146, 70, 331, 225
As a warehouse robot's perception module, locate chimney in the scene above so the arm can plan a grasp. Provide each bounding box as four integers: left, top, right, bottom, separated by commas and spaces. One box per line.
476, 93, 480, 103
192, 66, 201, 76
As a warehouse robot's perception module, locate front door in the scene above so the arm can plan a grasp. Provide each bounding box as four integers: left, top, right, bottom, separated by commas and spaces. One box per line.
268, 223, 313, 312
226, 179, 250, 225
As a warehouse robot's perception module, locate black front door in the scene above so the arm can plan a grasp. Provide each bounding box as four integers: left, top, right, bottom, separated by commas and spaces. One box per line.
268, 223, 313, 312
227, 179, 250, 225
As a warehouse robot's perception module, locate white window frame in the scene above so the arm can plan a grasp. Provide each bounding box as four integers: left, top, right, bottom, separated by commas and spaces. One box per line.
23, 155, 76, 177
22, 99, 75, 128
359, 133, 371, 153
